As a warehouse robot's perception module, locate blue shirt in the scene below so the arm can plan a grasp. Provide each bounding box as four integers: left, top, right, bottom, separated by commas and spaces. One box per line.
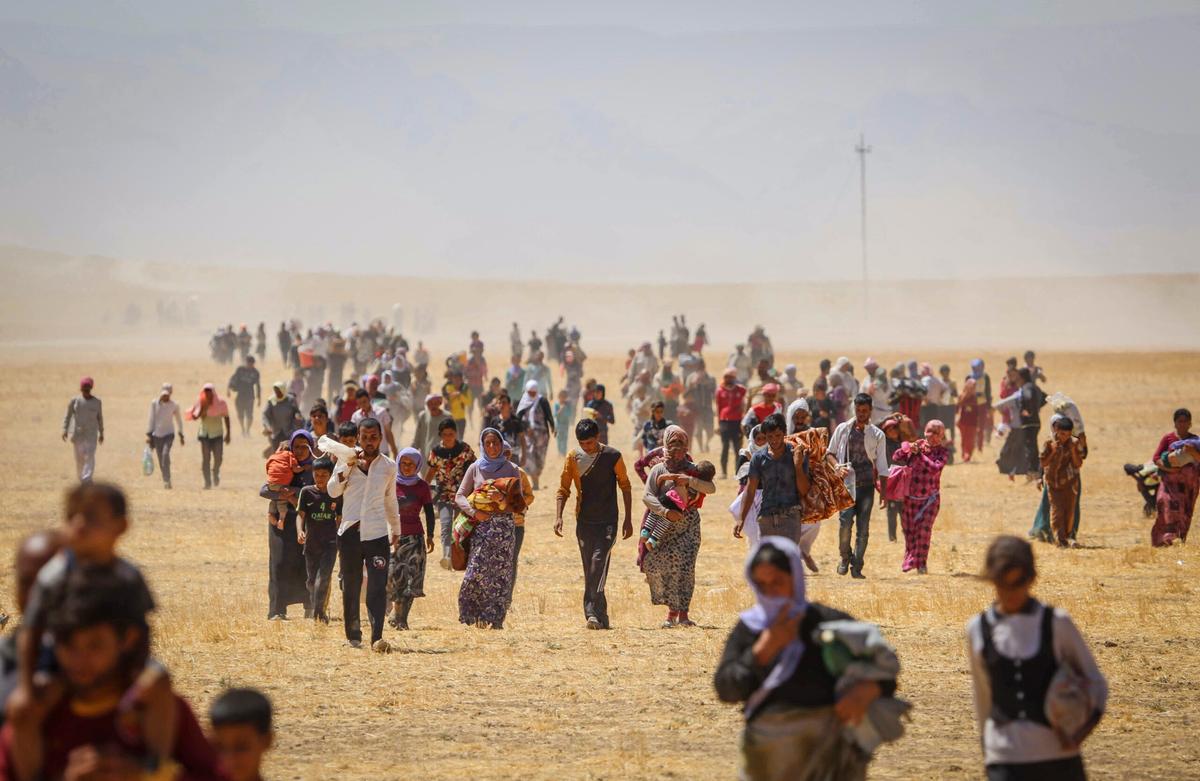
749, 444, 803, 516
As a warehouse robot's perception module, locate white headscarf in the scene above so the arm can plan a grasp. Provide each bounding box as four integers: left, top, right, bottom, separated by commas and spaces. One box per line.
785, 397, 811, 435
740, 536, 808, 718
515, 379, 543, 427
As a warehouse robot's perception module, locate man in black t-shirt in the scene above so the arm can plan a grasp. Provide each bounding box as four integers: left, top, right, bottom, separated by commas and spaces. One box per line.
296, 458, 342, 623
554, 419, 633, 630
227, 356, 262, 437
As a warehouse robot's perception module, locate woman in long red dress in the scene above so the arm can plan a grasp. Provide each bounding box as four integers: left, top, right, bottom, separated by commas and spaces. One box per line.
1151, 408, 1198, 547
956, 378, 980, 462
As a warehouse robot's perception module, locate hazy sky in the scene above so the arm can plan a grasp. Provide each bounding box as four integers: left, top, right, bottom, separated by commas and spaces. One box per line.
2, 2, 1197, 282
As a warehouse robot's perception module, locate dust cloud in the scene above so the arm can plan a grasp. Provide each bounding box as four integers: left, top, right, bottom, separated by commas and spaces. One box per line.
5, 244, 1197, 359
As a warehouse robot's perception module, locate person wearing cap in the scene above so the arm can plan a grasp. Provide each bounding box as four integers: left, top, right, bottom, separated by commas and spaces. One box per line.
262, 381, 303, 457
227, 354, 262, 437
146, 383, 185, 489
62, 376, 103, 482
967, 535, 1106, 780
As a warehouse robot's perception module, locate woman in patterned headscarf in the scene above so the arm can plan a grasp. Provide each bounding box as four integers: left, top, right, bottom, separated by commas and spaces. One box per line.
640, 425, 715, 627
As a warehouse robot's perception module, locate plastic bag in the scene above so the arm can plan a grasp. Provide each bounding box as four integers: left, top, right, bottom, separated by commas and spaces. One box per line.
142, 446, 154, 476
317, 435, 359, 464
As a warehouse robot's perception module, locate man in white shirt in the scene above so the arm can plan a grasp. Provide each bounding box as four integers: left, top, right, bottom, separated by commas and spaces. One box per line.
145, 383, 184, 489
827, 393, 890, 579
327, 418, 399, 650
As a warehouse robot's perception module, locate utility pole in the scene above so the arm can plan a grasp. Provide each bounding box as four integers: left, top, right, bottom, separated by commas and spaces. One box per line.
855, 133, 871, 288
856, 133, 872, 321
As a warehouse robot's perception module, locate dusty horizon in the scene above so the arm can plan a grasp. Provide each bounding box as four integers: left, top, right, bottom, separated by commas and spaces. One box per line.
5, 244, 1199, 358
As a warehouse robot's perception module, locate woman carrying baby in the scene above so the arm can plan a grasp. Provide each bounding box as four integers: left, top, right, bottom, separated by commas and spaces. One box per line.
455, 428, 522, 628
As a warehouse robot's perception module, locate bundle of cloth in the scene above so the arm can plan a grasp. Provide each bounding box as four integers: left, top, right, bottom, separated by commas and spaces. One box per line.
317, 435, 359, 464
814, 620, 911, 755
787, 426, 854, 524
1163, 437, 1200, 468
1048, 392, 1085, 435
452, 477, 527, 545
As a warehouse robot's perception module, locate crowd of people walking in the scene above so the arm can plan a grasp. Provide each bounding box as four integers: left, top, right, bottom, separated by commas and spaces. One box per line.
39, 315, 1195, 781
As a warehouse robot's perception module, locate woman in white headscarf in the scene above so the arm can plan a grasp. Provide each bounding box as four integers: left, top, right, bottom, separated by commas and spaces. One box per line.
715, 536, 897, 781
786, 397, 851, 573
515, 379, 556, 490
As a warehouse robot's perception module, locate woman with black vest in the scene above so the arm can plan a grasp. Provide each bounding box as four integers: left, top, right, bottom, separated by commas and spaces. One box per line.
967, 536, 1107, 781
554, 418, 634, 629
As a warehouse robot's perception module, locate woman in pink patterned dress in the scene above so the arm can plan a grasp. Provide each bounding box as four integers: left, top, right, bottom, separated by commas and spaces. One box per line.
892, 419, 950, 574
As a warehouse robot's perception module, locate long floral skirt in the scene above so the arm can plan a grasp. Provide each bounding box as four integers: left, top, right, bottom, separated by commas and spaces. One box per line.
458, 513, 516, 627
388, 534, 428, 601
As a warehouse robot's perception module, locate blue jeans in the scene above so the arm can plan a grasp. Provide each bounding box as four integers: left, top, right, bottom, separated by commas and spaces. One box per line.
838, 484, 875, 571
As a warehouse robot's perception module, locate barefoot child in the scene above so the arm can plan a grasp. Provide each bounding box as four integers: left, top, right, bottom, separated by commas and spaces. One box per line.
296, 457, 342, 623
210, 688, 274, 781
389, 448, 435, 630
7, 484, 190, 779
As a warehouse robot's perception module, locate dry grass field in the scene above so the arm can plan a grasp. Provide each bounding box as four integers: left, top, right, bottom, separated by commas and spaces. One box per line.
1, 347, 1197, 780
